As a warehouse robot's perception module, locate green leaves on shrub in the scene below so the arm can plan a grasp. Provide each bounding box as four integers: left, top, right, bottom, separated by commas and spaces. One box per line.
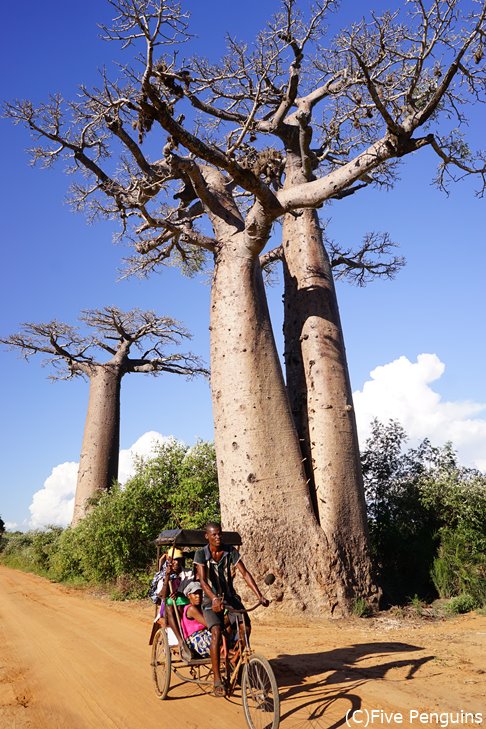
361, 419, 486, 607
52, 438, 219, 584
431, 527, 486, 606
445, 593, 479, 614
1, 439, 220, 591
352, 597, 373, 617
0, 527, 63, 574
361, 420, 443, 603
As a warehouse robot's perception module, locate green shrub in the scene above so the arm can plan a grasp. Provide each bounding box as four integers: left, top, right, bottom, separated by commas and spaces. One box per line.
362, 420, 486, 607
361, 420, 443, 603
30, 527, 63, 572
431, 527, 486, 606
109, 572, 149, 600
0, 531, 36, 570
409, 594, 426, 616
48, 438, 219, 586
1, 528, 64, 576
171, 440, 220, 527
423, 470, 486, 607
352, 597, 373, 617
49, 526, 85, 582
445, 593, 479, 614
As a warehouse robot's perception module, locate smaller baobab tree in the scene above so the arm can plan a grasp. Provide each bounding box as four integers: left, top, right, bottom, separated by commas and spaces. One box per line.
1, 307, 207, 525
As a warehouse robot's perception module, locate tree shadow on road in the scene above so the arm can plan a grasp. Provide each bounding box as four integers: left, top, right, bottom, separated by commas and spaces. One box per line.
269, 641, 434, 728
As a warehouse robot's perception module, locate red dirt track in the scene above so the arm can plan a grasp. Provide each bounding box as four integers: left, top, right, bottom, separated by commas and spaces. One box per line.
0, 565, 484, 729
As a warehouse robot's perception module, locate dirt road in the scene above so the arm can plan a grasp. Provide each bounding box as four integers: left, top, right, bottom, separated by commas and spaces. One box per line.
0, 565, 484, 729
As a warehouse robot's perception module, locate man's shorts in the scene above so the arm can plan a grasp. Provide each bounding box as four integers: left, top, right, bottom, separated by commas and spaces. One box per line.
203, 596, 250, 630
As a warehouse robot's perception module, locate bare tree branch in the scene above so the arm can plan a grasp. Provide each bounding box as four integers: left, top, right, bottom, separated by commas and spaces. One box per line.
329, 231, 406, 286
1, 307, 208, 380
5, 0, 485, 275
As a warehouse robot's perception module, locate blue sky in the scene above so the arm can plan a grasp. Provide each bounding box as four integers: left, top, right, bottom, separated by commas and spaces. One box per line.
1, 1, 485, 529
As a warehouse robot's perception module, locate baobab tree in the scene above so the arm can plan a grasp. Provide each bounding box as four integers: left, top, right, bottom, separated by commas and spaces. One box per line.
5, 0, 485, 613
1, 307, 207, 525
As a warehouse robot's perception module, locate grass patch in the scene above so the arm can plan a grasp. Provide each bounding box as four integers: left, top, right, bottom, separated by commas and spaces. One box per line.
352, 597, 373, 618
445, 594, 479, 615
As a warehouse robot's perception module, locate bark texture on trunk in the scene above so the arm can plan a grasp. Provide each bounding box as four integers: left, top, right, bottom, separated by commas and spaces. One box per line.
281, 158, 378, 604
210, 233, 359, 614
71, 364, 121, 526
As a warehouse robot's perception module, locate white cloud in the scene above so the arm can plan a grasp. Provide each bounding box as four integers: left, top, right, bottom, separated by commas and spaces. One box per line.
118, 431, 171, 483
29, 462, 78, 529
28, 431, 172, 529
353, 353, 486, 470
5, 521, 20, 532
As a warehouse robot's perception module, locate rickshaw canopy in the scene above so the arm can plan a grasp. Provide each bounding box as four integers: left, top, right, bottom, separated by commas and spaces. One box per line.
155, 528, 242, 547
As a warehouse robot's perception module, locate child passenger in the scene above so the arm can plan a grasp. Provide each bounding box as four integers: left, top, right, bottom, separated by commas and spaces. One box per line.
180, 581, 212, 658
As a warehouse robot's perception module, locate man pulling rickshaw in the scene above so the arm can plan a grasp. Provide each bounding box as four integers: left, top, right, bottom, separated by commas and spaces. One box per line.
194, 522, 270, 696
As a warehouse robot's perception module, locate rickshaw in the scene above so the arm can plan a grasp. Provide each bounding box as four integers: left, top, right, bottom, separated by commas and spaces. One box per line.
149, 529, 280, 729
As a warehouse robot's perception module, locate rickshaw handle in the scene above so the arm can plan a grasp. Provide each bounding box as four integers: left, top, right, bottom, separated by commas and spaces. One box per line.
223, 601, 268, 614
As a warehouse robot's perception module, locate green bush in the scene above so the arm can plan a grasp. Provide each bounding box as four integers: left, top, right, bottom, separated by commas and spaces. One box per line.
422, 470, 486, 606
431, 527, 486, 606
445, 593, 479, 614
171, 441, 220, 527
0, 531, 36, 569
49, 525, 86, 582
362, 420, 486, 607
1, 528, 64, 576
27, 438, 220, 589
30, 527, 63, 572
361, 420, 443, 603
109, 572, 150, 600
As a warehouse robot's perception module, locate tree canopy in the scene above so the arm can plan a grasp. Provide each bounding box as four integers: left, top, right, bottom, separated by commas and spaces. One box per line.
0, 306, 207, 379
4, 0, 485, 271
361, 419, 486, 605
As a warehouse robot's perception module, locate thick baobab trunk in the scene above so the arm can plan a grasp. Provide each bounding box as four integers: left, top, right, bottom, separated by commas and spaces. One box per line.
210, 233, 361, 615
71, 364, 121, 526
281, 157, 377, 603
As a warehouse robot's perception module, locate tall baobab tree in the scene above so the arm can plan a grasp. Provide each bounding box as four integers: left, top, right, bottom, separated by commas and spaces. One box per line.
1, 307, 207, 525
5, 0, 485, 613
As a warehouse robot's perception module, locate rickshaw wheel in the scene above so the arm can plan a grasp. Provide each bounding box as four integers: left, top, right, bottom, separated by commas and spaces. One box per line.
151, 627, 171, 699
242, 654, 280, 729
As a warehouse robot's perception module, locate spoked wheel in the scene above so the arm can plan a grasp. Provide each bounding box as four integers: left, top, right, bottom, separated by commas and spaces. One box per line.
242, 654, 280, 729
151, 627, 171, 699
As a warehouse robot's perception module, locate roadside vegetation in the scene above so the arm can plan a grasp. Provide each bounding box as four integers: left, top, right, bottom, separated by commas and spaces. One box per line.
1, 422, 484, 612
0, 439, 219, 599
361, 420, 486, 613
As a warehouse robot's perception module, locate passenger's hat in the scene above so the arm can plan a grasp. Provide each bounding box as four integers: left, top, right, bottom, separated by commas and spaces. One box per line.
183, 580, 202, 596
166, 547, 184, 560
